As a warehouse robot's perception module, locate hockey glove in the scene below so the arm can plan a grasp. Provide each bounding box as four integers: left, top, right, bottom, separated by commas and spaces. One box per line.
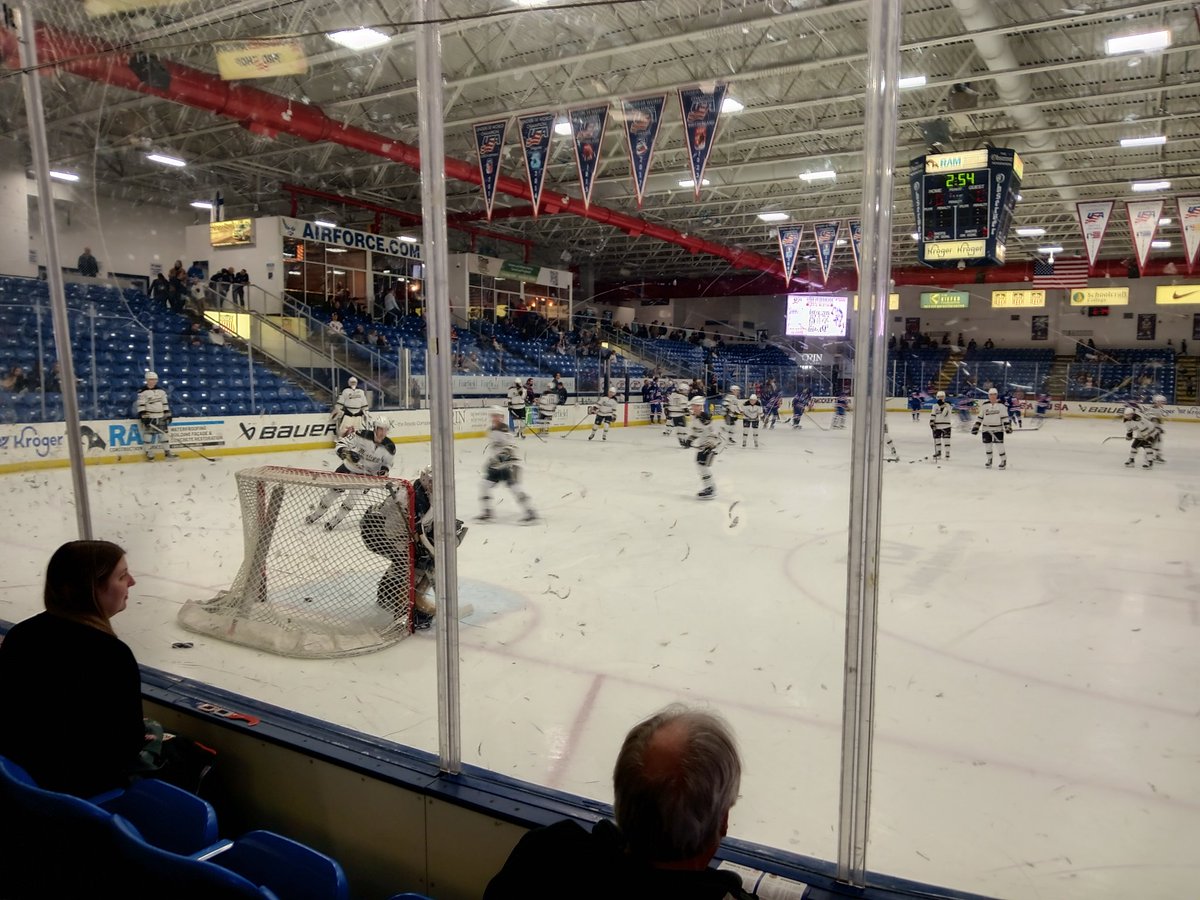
139, 414, 152, 428
970, 424, 980, 435
1004, 422, 1013, 434
377, 467, 389, 477
1125, 432, 1133, 441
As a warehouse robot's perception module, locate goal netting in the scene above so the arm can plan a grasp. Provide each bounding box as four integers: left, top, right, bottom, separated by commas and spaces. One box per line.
178, 466, 418, 658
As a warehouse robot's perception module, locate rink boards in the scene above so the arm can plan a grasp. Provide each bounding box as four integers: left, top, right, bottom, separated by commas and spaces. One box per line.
0, 397, 1195, 473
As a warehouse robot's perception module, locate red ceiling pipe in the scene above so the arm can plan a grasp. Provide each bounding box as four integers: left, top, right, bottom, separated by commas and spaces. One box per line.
1, 24, 784, 277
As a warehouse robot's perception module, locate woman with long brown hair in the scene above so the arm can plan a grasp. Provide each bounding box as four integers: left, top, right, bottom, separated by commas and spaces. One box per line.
0, 541, 146, 796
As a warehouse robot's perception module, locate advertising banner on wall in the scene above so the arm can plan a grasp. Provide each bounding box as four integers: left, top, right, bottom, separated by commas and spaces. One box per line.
812, 221, 841, 285
1126, 199, 1164, 274
1154, 284, 1200, 305
620, 95, 667, 207
1179, 196, 1200, 272
517, 113, 555, 218
568, 104, 608, 209
1069, 287, 1129, 306
920, 291, 970, 309
1075, 200, 1113, 267
677, 83, 726, 200
777, 225, 804, 285
473, 120, 508, 221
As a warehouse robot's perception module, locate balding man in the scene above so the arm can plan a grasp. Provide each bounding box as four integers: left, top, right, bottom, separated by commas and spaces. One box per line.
484, 704, 754, 899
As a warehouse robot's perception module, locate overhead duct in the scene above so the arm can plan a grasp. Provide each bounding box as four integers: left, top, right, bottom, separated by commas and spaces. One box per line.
0, 22, 786, 278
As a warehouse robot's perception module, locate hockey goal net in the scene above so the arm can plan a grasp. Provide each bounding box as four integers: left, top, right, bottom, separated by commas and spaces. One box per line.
178, 466, 418, 658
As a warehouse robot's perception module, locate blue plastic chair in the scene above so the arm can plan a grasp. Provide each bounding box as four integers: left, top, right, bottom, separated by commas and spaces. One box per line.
211, 830, 349, 900
92, 777, 222, 856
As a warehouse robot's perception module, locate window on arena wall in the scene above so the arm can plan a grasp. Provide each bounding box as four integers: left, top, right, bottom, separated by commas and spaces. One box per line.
372, 253, 424, 316
283, 238, 367, 309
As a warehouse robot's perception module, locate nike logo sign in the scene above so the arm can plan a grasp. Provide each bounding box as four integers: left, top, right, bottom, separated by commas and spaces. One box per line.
1173, 289, 1200, 300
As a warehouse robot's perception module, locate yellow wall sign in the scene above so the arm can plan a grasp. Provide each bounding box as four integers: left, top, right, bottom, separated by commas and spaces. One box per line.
852, 293, 900, 311
1155, 284, 1200, 305
214, 40, 309, 81
924, 240, 987, 262
210, 218, 255, 247
991, 289, 1045, 308
920, 291, 970, 309
1069, 288, 1129, 306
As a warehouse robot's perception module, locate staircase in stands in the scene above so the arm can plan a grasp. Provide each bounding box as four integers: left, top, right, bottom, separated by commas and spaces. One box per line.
1044, 354, 1075, 400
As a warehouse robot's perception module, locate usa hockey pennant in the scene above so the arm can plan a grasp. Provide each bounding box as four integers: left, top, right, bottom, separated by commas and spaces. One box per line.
1126, 199, 1164, 274
620, 95, 667, 208
777, 225, 804, 284
677, 83, 725, 200
848, 220, 862, 274
473, 120, 508, 222
568, 104, 609, 209
1179, 196, 1200, 272
1075, 200, 1113, 268
812, 221, 841, 285
517, 113, 555, 218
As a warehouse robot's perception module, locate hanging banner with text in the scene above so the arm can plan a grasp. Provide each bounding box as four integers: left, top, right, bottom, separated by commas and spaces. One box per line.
848, 219, 862, 275
621, 95, 667, 207
677, 83, 725, 199
1075, 200, 1113, 268
569, 104, 608, 209
1126, 199, 1164, 274
812, 221, 841, 285
777, 225, 804, 285
1179, 196, 1200, 272
214, 39, 308, 80
991, 289, 1045, 308
518, 113, 555, 218
473, 120, 508, 222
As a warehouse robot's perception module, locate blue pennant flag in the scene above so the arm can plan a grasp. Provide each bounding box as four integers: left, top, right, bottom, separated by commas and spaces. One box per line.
518, 112, 555, 218
569, 104, 608, 209
677, 84, 725, 199
813, 221, 841, 284
473, 120, 508, 221
620, 95, 667, 208
777, 225, 805, 285
848, 220, 862, 275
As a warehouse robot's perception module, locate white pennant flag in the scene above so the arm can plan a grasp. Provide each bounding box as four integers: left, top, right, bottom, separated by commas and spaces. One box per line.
1074, 200, 1113, 268
1179, 196, 1200, 272
1125, 200, 1164, 274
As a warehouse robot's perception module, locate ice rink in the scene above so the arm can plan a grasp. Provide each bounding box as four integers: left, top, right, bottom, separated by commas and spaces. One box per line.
2, 410, 1197, 900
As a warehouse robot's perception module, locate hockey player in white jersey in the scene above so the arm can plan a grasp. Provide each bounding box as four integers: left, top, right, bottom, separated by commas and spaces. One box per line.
665, 382, 690, 444
306, 417, 397, 530
478, 408, 537, 522
331, 376, 370, 436
533, 388, 559, 435
1123, 404, 1161, 468
970, 387, 1011, 468
686, 396, 723, 499
136, 372, 174, 460
740, 393, 763, 448
929, 390, 954, 461
722, 384, 742, 444
589, 387, 620, 441
506, 379, 527, 438
1147, 394, 1167, 464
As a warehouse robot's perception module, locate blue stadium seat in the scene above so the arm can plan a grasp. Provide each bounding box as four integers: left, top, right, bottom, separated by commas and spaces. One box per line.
211, 830, 348, 900
92, 778, 222, 857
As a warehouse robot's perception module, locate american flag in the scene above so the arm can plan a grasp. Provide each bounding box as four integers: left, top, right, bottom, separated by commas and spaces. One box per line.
1032, 256, 1090, 289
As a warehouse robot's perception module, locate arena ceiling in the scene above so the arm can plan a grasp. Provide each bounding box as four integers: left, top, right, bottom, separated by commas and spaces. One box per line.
3, 0, 1199, 283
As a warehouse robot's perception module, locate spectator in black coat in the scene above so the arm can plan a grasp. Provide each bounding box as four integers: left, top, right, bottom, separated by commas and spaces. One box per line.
148, 273, 170, 305
77, 247, 99, 277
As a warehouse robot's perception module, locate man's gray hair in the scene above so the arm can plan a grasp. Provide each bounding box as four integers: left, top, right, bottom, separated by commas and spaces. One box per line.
612, 704, 741, 862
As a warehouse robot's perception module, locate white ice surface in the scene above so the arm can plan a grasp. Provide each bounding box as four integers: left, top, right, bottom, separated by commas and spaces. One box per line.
1, 412, 1198, 900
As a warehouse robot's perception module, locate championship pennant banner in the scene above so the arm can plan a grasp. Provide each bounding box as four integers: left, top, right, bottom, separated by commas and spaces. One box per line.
1075, 200, 1113, 268
1179, 196, 1200, 272
848, 220, 862, 274
621, 96, 667, 207
813, 222, 841, 285
1126, 199, 1164, 274
214, 39, 308, 80
777, 225, 804, 285
473, 121, 508, 221
678, 84, 725, 199
569, 105, 608, 209
518, 113, 555, 218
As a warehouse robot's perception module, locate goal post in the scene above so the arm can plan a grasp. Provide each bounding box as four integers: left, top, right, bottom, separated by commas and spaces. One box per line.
178, 466, 418, 658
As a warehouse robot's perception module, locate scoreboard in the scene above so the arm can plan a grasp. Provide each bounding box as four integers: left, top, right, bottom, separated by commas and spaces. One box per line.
909, 148, 1023, 267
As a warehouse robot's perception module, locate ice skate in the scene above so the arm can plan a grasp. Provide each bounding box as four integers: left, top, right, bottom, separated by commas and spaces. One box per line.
985, 459, 992, 468
304, 510, 322, 525
520, 510, 539, 523
601, 433, 606, 441
1124, 459, 1135, 467
475, 510, 493, 521
588, 433, 595, 441
144, 449, 154, 460
164, 449, 176, 459
323, 521, 337, 531
998, 459, 1006, 469
697, 486, 716, 500
1142, 461, 1153, 468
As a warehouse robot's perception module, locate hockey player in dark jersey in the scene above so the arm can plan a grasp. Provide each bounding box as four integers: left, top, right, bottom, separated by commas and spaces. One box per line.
791, 387, 813, 428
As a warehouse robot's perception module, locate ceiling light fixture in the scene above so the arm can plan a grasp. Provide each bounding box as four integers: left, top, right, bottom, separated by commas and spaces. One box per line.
553, 119, 572, 136
1105, 30, 1171, 55
1119, 135, 1166, 148
326, 247, 347, 253
1159, 217, 1172, 226
399, 235, 419, 243
758, 212, 790, 222
721, 97, 744, 113
898, 75, 927, 89
1151, 240, 1171, 249
49, 170, 80, 182
313, 219, 337, 227
910, 232, 920, 240
146, 153, 186, 167
1016, 227, 1046, 237
327, 28, 390, 51
678, 178, 711, 188
1037, 246, 1064, 254
189, 201, 213, 210
799, 170, 836, 182
1131, 180, 1170, 192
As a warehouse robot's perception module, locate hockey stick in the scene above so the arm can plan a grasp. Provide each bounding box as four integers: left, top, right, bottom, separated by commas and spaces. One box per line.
560, 408, 594, 438
1101, 435, 1127, 444
804, 411, 830, 432
146, 422, 216, 462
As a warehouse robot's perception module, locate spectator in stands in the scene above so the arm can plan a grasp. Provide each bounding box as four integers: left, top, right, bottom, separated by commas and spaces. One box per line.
0, 540, 146, 797
208, 325, 226, 347
232, 268, 249, 304
366, 328, 380, 346
967, 338, 977, 352
77, 247, 99, 277
148, 273, 170, 305
186, 260, 205, 284
484, 704, 750, 900
1180, 339, 1188, 355
453, 350, 466, 372
351, 324, 368, 343
333, 282, 351, 310
956, 332, 964, 348
554, 374, 568, 404
888, 334, 896, 351
327, 311, 345, 337
1, 365, 30, 394
381, 284, 400, 326
941, 333, 950, 345
375, 333, 390, 351
463, 351, 482, 373
46, 361, 64, 393
182, 321, 205, 346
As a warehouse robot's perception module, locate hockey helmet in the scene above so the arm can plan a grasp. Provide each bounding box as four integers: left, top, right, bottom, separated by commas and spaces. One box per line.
936, 391, 946, 400
514, 379, 523, 387
1122, 406, 1136, 420
144, 371, 159, 383
678, 381, 690, 391
348, 376, 358, 387
730, 384, 741, 393
371, 416, 391, 432
689, 395, 705, 406
1153, 394, 1166, 405
607, 387, 616, 395
987, 387, 998, 396
749, 393, 758, 401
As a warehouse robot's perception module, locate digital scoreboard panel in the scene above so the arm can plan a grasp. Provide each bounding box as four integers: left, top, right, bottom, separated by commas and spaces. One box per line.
909, 148, 1022, 268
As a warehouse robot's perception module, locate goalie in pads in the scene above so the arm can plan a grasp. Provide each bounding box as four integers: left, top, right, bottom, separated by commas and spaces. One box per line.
306, 417, 397, 529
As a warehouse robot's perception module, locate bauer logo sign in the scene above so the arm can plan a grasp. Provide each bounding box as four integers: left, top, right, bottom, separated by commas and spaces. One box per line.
237, 419, 338, 442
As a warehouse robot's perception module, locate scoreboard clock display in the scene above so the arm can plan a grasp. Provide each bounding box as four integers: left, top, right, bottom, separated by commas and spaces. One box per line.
909, 147, 1023, 268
